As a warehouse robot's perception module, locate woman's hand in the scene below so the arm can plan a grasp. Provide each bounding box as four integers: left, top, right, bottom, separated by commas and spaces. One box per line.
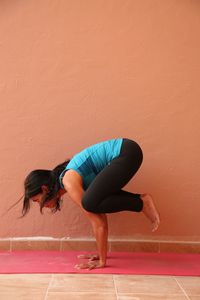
76, 253, 104, 270
77, 253, 99, 261
75, 260, 105, 270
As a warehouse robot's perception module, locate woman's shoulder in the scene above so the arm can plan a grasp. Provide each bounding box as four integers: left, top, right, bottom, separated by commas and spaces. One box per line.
62, 169, 83, 189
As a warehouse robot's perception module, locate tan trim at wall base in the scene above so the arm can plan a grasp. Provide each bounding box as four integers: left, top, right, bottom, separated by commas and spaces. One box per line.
0, 238, 200, 253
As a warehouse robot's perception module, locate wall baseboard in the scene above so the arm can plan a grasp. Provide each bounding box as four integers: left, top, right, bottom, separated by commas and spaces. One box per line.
0, 238, 200, 253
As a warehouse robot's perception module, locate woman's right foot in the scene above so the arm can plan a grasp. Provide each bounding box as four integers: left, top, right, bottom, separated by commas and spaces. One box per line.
141, 193, 160, 232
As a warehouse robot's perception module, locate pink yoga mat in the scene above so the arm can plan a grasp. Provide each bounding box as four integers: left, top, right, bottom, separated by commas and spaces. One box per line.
0, 251, 200, 276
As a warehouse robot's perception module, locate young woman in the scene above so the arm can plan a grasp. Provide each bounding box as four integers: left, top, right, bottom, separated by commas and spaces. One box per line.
22, 138, 160, 270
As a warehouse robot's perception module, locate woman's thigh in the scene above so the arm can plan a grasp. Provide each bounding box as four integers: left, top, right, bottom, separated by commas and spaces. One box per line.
82, 139, 143, 211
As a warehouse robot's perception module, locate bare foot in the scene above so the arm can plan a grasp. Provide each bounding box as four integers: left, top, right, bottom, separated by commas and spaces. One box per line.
141, 193, 160, 232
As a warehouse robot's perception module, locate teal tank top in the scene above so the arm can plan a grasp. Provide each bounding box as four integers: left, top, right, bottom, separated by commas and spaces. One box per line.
59, 138, 123, 190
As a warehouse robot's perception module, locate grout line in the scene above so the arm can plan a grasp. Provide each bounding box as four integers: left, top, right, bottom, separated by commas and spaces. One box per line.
51, 292, 123, 295
174, 277, 190, 300
117, 292, 191, 296
44, 274, 53, 300
112, 275, 119, 300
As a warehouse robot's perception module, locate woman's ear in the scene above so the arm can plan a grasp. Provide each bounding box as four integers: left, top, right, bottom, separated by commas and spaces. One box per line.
41, 185, 49, 193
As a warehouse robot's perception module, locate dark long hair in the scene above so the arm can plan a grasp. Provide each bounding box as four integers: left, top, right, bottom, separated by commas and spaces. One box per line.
21, 160, 70, 217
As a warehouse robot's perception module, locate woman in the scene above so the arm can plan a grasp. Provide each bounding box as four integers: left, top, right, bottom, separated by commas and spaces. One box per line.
22, 138, 160, 270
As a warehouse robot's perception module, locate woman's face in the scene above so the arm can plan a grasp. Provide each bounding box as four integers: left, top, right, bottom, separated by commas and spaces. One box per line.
30, 186, 66, 209
31, 194, 57, 208
31, 192, 57, 208
30, 185, 58, 209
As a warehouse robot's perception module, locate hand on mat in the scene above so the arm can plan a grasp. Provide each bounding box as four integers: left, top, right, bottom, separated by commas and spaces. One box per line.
77, 253, 99, 261
75, 261, 105, 270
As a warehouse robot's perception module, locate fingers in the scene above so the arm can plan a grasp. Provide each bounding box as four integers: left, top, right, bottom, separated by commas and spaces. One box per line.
77, 254, 90, 259
77, 253, 99, 260
74, 263, 88, 269
75, 254, 102, 270
74, 262, 96, 270
88, 263, 96, 270
89, 254, 99, 261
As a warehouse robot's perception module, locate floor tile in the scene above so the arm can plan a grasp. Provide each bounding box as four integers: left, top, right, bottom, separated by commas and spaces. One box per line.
49, 274, 115, 293
0, 291, 46, 300
47, 292, 117, 300
0, 274, 51, 297
175, 276, 200, 296
114, 275, 184, 294
117, 294, 188, 300
0, 274, 52, 300
0, 274, 51, 288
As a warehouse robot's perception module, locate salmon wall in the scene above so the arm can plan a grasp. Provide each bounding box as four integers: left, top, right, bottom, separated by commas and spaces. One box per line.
0, 0, 200, 242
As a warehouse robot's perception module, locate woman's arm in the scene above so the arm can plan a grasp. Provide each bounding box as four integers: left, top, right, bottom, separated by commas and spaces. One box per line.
84, 210, 108, 268
63, 171, 108, 269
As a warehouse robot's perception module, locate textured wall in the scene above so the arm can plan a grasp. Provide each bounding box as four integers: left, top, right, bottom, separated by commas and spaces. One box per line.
0, 0, 200, 241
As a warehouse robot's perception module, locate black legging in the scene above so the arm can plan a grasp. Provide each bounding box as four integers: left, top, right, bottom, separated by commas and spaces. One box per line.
81, 138, 143, 213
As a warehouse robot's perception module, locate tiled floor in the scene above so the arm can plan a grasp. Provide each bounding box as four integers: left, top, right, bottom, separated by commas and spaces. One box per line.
0, 274, 200, 300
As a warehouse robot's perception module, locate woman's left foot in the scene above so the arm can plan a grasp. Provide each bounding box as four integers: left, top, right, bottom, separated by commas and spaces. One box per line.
141, 193, 160, 232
